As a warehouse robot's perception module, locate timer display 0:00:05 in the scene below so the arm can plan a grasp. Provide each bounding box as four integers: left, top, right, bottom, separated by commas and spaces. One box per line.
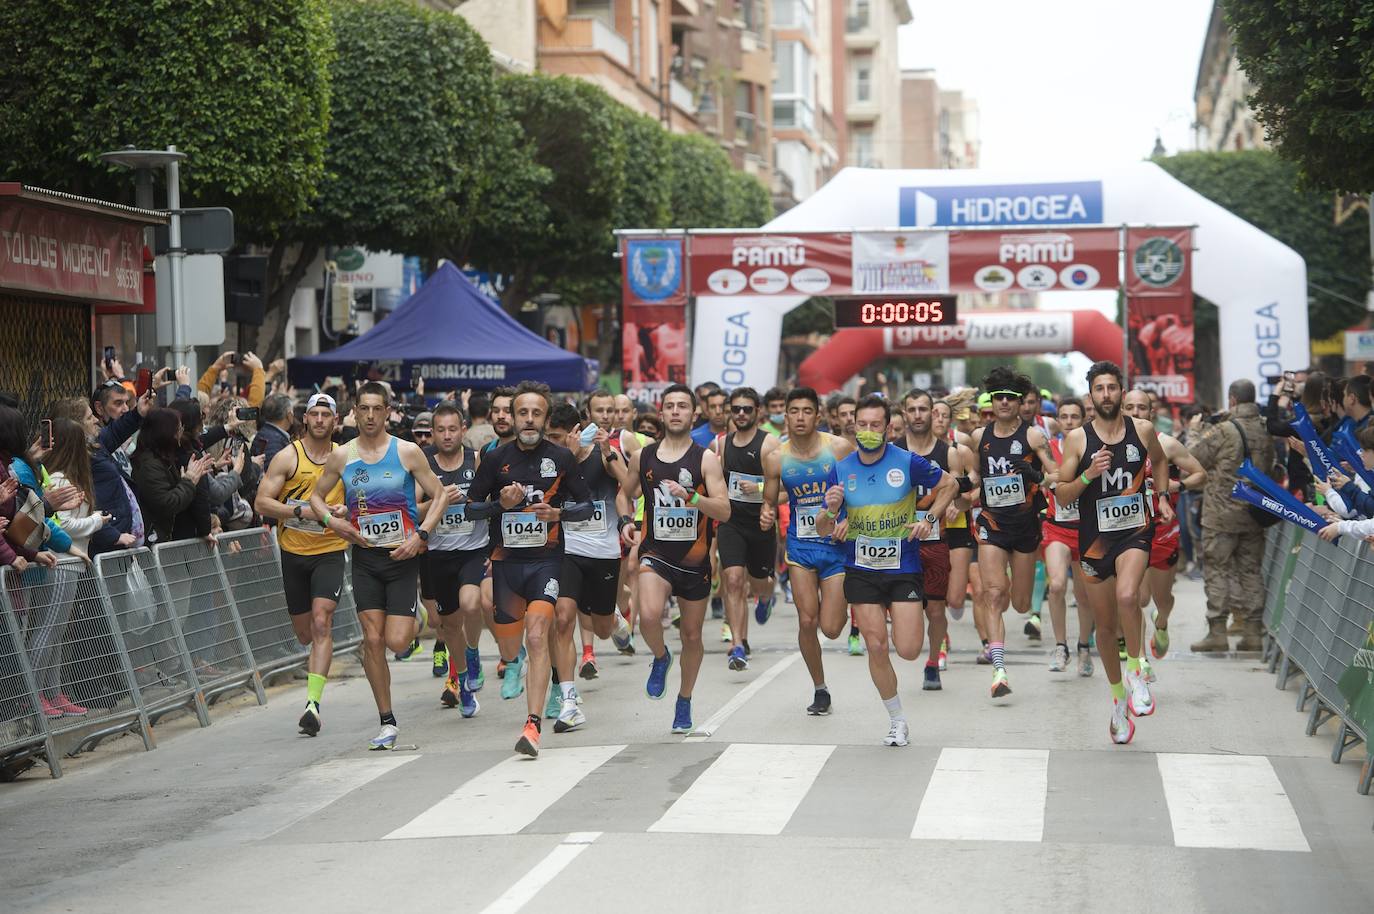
832, 295, 958, 328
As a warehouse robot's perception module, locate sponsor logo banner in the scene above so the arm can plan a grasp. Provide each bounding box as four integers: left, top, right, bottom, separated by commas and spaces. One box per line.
885, 311, 1074, 355
948, 228, 1118, 293
0, 199, 145, 305
899, 181, 1104, 228
624, 318, 687, 402
689, 232, 851, 297
621, 237, 687, 317
850, 231, 949, 294
1126, 227, 1194, 404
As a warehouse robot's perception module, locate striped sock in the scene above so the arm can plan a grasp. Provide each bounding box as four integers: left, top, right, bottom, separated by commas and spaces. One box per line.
989, 641, 1006, 670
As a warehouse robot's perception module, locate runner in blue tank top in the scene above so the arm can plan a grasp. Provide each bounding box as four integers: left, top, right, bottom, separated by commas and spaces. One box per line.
762, 387, 853, 717
816, 394, 957, 748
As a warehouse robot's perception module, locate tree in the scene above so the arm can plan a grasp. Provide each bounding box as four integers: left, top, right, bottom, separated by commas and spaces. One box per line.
666, 133, 736, 228
1223, 0, 1374, 191
726, 170, 775, 228
0, 0, 332, 232
1155, 150, 1370, 340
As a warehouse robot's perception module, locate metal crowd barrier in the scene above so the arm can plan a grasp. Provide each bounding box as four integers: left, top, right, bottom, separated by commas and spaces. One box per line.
0, 529, 365, 779
1261, 525, 1374, 822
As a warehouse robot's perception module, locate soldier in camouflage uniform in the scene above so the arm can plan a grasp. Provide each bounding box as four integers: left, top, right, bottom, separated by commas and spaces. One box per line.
1188, 379, 1276, 652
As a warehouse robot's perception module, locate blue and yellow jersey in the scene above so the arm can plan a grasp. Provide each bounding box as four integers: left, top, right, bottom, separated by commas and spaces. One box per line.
780, 433, 843, 547
836, 445, 943, 574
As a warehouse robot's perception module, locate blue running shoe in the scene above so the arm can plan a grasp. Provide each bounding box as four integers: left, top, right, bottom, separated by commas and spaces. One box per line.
727, 645, 748, 672
465, 647, 485, 692
755, 594, 776, 625
646, 648, 673, 700
922, 664, 943, 691
501, 654, 525, 700
432, 645, 449, 678
671, 696, 693, 734
460, 682, 480, 718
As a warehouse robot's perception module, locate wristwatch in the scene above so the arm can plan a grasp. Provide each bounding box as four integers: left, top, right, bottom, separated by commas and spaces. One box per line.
417, 529, 430, 543
293, 505, 304, 521
924, 512, 937, 524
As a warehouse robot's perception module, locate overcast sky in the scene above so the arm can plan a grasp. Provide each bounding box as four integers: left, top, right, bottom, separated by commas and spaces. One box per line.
897, 0, 1215, 170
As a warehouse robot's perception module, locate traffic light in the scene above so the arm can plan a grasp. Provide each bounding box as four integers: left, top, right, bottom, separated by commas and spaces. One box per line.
224, 254, 269, 325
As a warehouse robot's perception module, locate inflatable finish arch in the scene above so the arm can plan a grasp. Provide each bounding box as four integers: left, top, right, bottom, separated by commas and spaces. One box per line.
689, 163, 1308, 396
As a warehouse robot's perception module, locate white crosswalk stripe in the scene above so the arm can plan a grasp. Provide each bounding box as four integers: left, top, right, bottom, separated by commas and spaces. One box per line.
362, 744, 1311, 852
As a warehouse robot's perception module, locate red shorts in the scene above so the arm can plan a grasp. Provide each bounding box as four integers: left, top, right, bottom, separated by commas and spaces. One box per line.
1040, 520, 1079, 562
1149, 522, 1180, 571
920, 541, 950, 604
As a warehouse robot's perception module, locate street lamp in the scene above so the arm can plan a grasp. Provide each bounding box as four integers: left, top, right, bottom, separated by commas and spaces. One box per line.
100, 145, 190, 372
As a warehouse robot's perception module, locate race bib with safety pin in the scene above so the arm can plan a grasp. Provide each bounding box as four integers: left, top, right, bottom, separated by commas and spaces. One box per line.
501, 512, 548, 547
563, 500, 608, 535
1056, 499, 1080, 523
983, 474, 1025, 509
284, 498, 327, 534
728, 472, 764, 504
795, 505, 824, 540
357, 510, 405, 548
437, 504, 475, 536
1096, 494, 1147, 533
920, 518, 942, 542
653, 506, 699, 542
855, 536, 901, 571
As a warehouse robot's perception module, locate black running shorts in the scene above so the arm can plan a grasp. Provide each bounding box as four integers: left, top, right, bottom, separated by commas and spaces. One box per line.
492, 558, 561, 625
639, 555, 711, 602
1079, 526, 1155, 583
716, 522, 776, 580
420, 548, 488, 614
350, 546, 419, 616
560, 553, 621, 616
843, 569, 925, 608
281, 550, 345, 616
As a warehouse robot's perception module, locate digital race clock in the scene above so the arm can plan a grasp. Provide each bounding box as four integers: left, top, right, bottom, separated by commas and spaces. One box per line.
832, 295, 958, 329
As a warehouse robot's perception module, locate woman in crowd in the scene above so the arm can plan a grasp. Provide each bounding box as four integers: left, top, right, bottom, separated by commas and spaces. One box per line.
130, 408, 214, 545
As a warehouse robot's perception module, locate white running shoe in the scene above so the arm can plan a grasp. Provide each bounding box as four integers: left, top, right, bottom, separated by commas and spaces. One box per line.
1126, 669, 1156, 717
883, 719, 910, 747
554, 695, 586, 733
1110, 699, 1135, 744
1049, 643, 1070, 672
369, 723, 398, 751
1077, 646, 1094, 677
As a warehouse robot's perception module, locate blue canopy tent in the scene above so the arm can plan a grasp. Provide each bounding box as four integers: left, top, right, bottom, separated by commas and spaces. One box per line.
290, 263, 599, 392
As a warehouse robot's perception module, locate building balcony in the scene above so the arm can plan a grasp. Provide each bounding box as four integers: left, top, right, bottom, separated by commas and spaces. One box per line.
847, 98, 879, 121
734, 110, 769, 157
541, 15, 630, 69
670, 78, 695, 114
845, 12, 871, 33
844, 29, 878, 50
773, 97, 816, 134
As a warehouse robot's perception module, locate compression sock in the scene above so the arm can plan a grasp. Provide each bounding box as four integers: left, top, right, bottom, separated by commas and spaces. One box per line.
1110, 680, 1126, 701
1031, 561, 1047, 613
882, 694, 905, 722
1126, 656, 1143, 675
989, 641, 1006, 670
380, 711, 397, 727
306, 673, 326, 706
560, 681, 576, 701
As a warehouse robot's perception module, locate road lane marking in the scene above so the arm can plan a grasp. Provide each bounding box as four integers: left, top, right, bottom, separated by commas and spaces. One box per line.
479, 832, 602, 914
384, 745, 626, 839
912, 747, 1048, 842
686, 652, 802, 739
648, 743, 835, 835
1157, 753, 1310, 851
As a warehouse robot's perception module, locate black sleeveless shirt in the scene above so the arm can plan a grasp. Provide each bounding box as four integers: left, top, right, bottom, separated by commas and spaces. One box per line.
640, 440, 712, 569
979, 420, 1046, 526
1073, 419, 1154, 560
723, 428, 768, 526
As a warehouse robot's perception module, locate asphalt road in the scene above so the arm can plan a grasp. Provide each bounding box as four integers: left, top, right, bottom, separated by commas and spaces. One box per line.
2, 576, 1371, 914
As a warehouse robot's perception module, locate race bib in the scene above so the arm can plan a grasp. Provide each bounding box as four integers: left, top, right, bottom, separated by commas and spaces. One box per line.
855, 536, 901, 571
564, 499, 608, 535
501, 512, 548, 548
728, 472, 764, 504
357, 510, 405, 548
653, 506, 699, 542
1096, 494, 1147, 533
984, 473, 1025, 509
1056, 499, 1080, 523
920, 518, 942, 542
436, 504, 475, 537
795, 504, 824, 540
284, 498, 327, 534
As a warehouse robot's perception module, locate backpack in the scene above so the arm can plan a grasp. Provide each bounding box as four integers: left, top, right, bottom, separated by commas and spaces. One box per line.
1229, 420, 1281, 529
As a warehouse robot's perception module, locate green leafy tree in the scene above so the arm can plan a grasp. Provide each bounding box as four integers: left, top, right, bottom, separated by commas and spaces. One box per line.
1223, 0, 1374, 191
667, 133, 737, 228
0, 0, 332, 232
726, 170, 775, 227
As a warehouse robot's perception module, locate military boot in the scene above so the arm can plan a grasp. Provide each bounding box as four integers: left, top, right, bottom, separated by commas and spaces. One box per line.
1190, 617, 1231, 653
1236, 619, 1265, 652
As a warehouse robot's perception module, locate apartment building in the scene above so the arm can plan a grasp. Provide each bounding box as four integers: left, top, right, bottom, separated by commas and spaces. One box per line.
900, 69, 979, 170
771, 0, 840, 205
839, 0, 911, 170
1194, 0, 1267, 152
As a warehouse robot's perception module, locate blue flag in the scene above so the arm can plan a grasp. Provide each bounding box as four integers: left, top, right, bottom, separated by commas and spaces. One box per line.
1230, 480, 1334, 541
1289, 403, 1341, 483
1329, 423, 1374, 491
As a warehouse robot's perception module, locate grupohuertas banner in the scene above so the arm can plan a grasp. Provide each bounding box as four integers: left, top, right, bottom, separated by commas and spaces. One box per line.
1126, 227, 1194, 407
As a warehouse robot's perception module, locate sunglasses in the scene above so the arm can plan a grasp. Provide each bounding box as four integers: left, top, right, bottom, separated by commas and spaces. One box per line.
990, 392, 1021, 402
730, 405, 756, 414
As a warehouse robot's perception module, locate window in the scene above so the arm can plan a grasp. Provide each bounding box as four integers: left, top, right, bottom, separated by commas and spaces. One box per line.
774, 0, 814, 33
852, 128, 875, 167
571, 0, 614, 29
846, 0, 870, 32
737, 0, 761, 32
854, 56, 872, 103
774, 40, 813, 102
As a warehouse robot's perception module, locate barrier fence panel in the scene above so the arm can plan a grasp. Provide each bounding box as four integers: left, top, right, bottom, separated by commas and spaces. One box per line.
0, 566, 60, 778
217, 528, 308, 675
93, 548, 209, 729
1335, 540, 1374, 754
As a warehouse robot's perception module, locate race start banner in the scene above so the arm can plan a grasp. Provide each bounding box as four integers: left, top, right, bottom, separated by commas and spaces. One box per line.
1125, 227, 1194, 406
623, 317, 687, 404
947, 227, 1118, 293
688, 232, 851, 297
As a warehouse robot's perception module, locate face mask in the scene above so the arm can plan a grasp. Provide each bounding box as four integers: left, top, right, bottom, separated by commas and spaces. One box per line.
769, 413, 784, 425
579, 423, 599, 446
855, 429, 885, 452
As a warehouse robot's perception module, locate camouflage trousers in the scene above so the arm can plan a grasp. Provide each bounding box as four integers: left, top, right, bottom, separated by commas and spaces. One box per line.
1200, 528, 1266, 624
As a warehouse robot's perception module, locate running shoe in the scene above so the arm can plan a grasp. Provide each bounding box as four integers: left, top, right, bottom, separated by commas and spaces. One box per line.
369, 723, 398, 751
515, 716, 540, 758
938, 638, 948, 671
671, 696, 693, 734
394, 638, 422, 662
612, 612, 635, 655
460, 684, 479, 719
52, 693, 87, 717
1126, 669, 1155, 717
501, 654, 526, 700
580, 647, 599, 680
1150, 627, 1170, 659
554, 690, 586, 733
432, 645, 449, 678
990, 668, 1012, 699
807, 688, 832, 716
646, 648, 673, 700
441, 678, 460, 708
922, 664, 943, 691
1110, 699, 1135, 745
848, 630, 864, 656
1142, 656, 1157, 683
720, 621, 732, 643
1049, 643, 1070, 673
1024, 614, 1042, 640
465, 647, 485, 692
710, 596, 724, 619
544, 687, 562, 720
727, 645, 748, 671
298, 702, 321, 737
977, 646, 992, 665
755, 593, 775, 625
1077, 646, 1094, 678
884, 719, 910, 747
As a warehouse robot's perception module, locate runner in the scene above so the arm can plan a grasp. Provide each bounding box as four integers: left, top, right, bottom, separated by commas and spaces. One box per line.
762, 387, 853, 715
932, 398, 980, 653
713, 386, 781, 671
1019, 389, 1057, 642
971, 367, 1059, 699
690, 388, 729, 448
415, 402, 485, 719
1039, 396, 1095, 676
816, 394, 957, 746
462, 381, 597, 758
1122, 389, 1206, 673
1055, 363, 1173, 744
903, 388, 970, 690
620, 384, 732, 734
308, 382, 450, 750
254, 393, 348, 737
543, 402, 635, 733
834, 396, 858, 449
